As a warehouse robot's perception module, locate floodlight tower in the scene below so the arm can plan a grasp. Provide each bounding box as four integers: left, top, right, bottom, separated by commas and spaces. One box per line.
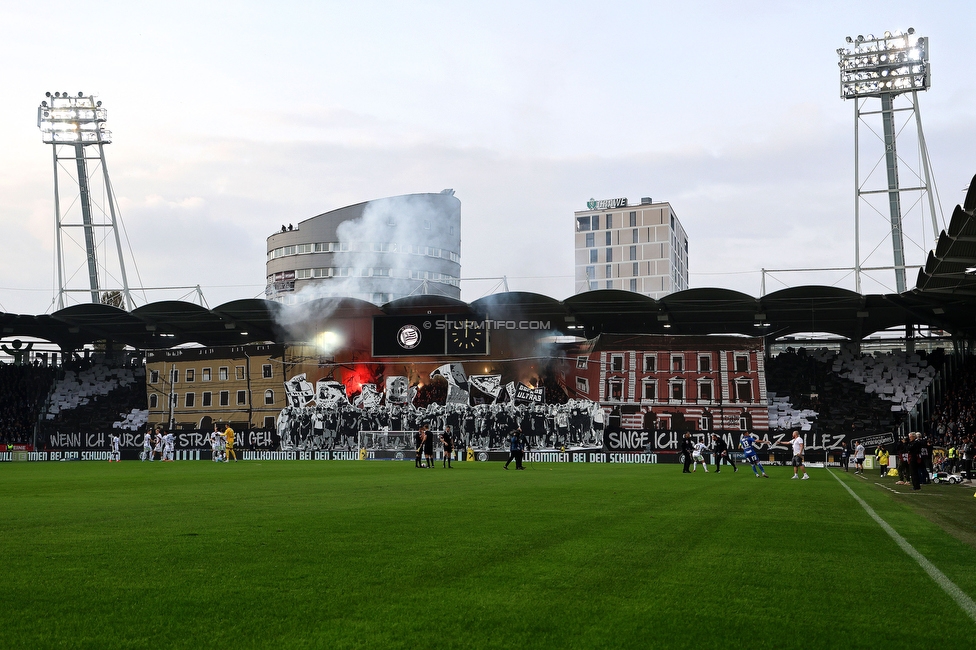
838, 29, 940, 294
37, 92, 133, 310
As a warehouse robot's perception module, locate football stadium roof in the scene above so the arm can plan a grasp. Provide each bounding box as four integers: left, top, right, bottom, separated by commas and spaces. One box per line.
3, 174, 975, 351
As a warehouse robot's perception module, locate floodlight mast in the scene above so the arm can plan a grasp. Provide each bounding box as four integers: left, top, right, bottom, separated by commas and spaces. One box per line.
37, 92, 134, 310
838, 29, 939, 294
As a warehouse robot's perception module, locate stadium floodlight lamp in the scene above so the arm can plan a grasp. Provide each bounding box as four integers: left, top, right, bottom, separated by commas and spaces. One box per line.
837, 29, 929, 99
37, 91, 111, 144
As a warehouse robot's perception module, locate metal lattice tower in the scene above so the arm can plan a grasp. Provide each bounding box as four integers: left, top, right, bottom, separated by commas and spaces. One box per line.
838, 29, 942, 294
37, 92, 133, 310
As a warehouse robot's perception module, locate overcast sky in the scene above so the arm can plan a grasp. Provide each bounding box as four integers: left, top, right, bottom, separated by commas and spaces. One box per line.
1, 0, 974, 315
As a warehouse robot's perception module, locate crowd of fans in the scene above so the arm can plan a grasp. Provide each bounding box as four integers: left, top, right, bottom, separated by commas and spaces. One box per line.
927, 357, 975, 478
765, 348, 905, 436
38, 363, 147, 440
0, 362, 57, 446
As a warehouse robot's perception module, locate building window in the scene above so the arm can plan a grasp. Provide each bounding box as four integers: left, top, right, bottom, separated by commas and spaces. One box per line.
264, 389, 275, 405
642, 381, 656, 400
149, 393, 158, 409
671, 355, 683, 372
606, 280, 613, 289
606, 214, 613, 229
262, 364, 273, 379
658, 416, 671, 431
576, 377, 589, 394
630, 279, 637, 291
170, 369, 179, 383
632, 228, 638, 242
219, 391, 229, 406
736, 381, 753, 402
236, 366, 245, 380
699, 413, 711, 431
589, 281, 598, 290
186, 369, 195, 382
605, 264, 612, 278
577, 216, 591, 232
185, 392, 195, 407
699, 355, 711, 372
735, 355, 749, 372
629, 211, 637, 227
611, 354, 624, 372
264, 416, 276, 429
699, 382, 712, 402
643, 355, 656, 372
633, 262, 639, 276
739, 413, 752, 431
589, 249, 598, 263
149, 370, 159, 384
576, 356, 588, 369
629, 245, 637, 261
202, 392, 212, 407
592, 214, 600, 230
218, 367, 229, 381
237, 390, 246, 405
585, 266, 595, 280
605, 231, 612, 246
585, 233, 594, 247
671, 382, 684, 401
608, 380, 623, 401
202, 368, 211, 382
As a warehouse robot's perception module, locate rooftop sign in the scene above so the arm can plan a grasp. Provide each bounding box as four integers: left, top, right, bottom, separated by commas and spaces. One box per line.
586, 197, 628, 210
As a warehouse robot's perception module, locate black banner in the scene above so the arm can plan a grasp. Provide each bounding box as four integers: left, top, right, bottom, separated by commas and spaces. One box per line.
372, 315, 446, 356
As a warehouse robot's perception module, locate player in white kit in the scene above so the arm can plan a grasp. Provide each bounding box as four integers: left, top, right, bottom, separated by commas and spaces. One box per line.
209, 426, 222, 462
152, 426, 164, 461
692, 440, 709, 473
142, 428, 153, 461
109, 434, 121, 462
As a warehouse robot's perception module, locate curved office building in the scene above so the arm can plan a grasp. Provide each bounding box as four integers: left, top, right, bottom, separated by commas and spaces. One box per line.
266, 191, 461, 305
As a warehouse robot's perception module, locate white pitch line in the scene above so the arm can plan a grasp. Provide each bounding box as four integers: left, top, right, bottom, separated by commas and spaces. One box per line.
830, 470, 976, 623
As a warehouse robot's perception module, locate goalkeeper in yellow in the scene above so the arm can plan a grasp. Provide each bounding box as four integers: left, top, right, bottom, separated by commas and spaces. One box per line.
224, 424, 238, 463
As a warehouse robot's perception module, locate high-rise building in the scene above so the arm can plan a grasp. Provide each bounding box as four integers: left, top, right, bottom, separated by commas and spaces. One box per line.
574, 197, 688, 299
266, 191, 461, 305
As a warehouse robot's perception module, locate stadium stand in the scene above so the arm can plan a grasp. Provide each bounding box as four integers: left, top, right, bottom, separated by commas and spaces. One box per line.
764, 348, 910, 435
0, 363, 57, 445
40, 363, 148, 437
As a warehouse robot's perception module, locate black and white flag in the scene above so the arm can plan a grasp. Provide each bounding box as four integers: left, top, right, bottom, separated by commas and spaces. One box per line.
468, 374, 502, 399
385, 376, 410, 404
315, 380, 348, 407
284, 373, 315, 406
430, 363, 468, 389
355, 383, 383, 408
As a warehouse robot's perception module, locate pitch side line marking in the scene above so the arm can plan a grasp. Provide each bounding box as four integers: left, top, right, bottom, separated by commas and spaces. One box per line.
830, 470, 976, 623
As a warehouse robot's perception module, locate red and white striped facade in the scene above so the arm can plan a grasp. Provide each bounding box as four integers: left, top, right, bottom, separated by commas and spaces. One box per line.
559, 334, 768, 432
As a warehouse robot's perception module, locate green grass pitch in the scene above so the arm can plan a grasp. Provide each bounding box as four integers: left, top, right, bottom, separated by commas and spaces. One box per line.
2, 460, 974, 649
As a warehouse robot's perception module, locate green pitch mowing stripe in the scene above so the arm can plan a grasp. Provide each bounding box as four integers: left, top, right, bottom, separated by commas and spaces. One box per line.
1, 462, 974, 649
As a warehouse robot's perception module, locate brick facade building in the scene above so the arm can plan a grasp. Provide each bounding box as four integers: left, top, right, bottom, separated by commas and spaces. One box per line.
560, 334, 768, 432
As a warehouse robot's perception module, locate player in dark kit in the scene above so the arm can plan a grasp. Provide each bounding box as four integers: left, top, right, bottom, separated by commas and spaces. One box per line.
504, 427, 525, 470
680, 433, 694, 473
441, 425, 455, 468
423, 425, 435, 468
711, 434, 737, 473
415, 427, 425, 468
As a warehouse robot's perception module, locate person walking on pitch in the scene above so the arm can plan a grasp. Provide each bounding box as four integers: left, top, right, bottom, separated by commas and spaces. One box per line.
788, 430, 809, 480
711, 434, 737, 473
